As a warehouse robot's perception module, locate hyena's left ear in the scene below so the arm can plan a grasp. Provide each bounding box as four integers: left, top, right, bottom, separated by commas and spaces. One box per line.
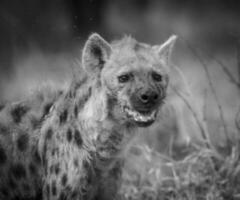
82, 33, 112, 74
154, 35, 177, 64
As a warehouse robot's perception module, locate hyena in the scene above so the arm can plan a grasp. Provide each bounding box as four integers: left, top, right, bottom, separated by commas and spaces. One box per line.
0, 33, 177, 200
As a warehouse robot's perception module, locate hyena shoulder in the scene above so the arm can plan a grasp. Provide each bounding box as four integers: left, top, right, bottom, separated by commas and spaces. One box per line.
0, 33, 178, 200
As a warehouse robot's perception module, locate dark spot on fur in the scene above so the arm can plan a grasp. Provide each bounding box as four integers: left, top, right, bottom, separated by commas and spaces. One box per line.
66, 129, 72, 142
22, 183, 30, 192
55, 164, 60, 175
42, 142, 47, 167
52, 180, 57, 196
0, 187, 9, 197
46, 128, 53, 140
36, 190, 43, 200
61, 174, 67, 186
59, 109, 68, 124
51, 149, 55, 156
42, 102, 53, 117
0, 144, 7, 165
73, 158, 78, 167
58, 90, 63, 96
71, 190, 78, 199
83, 160, 94, 185
0, 123, 8, 135
83, 160, 89, 169
50, 165, 54, 174
59, 192, 66, 200
109, 160, 123, 179
42, 129, 52, 167
65, 185, 71, 193
74, 105, 78, 117
31, 116, 42, 129
0, 104, 4, 111
10, 163, 26, 179
70, 75, 88, 98
74, 129, 82, 147
10, 104, 29, 123
8, 176, 17, 190
51, 148, 59, 157
33, 150, 41, 164
29, 163, 37, 175
81, 187, 88, 197
46, 184, 50, 199
78, 87, 92, 108
17, 133, 29, 152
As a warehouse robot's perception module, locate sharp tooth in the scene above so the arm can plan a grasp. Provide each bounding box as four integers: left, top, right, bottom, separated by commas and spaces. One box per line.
124, 107, 157, 123
152, 111, 156, 117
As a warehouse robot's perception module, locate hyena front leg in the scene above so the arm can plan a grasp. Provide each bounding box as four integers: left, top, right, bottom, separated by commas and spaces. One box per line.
41, 137, 95, 200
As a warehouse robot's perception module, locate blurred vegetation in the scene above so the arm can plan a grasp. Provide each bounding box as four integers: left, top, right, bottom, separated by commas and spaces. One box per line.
120, 142, 240, 200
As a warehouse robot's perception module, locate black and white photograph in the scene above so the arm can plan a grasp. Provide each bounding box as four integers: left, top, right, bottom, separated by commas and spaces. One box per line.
0, 0, 240, 199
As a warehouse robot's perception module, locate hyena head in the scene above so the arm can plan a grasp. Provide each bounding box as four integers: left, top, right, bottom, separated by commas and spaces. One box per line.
82, 33, 177, 127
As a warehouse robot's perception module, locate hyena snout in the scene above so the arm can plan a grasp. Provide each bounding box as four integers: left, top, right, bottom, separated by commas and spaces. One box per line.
139, 90, 159, 105
131, 89, 160, 112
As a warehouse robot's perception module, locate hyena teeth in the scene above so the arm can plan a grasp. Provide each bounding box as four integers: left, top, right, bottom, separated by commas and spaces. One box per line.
124, 106, 156, 122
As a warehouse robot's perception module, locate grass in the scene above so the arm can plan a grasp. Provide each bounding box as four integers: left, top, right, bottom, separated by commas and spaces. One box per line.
120, 140, 240, 200
119, 39, 240, 200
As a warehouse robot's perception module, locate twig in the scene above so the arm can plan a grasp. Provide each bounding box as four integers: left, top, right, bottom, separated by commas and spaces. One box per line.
236, 107, 240, 132
212, 57, 240, 89
203, 89, 208, 124
236, 39, 240, 132
180, 37, 230, 148
237, 38, 240, 85
179, 36, 240, 90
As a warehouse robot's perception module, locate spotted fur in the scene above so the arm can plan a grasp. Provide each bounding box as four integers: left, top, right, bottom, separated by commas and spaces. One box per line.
0, 33, 177, 200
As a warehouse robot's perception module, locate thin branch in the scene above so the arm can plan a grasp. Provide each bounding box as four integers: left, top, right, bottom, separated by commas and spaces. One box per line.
212, 57, 240, 89
236, 107, 240, 132
180, 38, 240, 90
237, 39, 240, 85
203, 89, 208, 124
236, 39, 240, 132
180, 37, 230, 148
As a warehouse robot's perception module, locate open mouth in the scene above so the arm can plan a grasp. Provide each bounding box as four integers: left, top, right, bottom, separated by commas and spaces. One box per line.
123, 106, 157, 127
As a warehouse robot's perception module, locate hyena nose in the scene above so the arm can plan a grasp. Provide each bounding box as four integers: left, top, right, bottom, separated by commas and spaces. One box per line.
139, 91, 159, 104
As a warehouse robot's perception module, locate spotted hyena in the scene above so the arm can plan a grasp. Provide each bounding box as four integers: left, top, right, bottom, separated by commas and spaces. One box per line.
0, 33, 177, 200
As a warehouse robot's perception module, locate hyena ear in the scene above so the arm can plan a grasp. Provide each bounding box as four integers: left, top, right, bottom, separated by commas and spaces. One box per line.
155, 35, 177, 64
82, 33, 112, 74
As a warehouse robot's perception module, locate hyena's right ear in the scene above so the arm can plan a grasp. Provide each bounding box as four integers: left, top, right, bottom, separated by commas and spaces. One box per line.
82, 33, 112, 75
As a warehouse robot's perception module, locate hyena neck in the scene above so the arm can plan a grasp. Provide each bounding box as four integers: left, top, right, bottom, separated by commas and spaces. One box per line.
76, 78, 136, 169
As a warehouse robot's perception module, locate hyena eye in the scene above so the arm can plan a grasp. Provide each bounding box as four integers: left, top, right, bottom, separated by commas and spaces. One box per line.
118, 74, 131, 83
152, 72, 162, 82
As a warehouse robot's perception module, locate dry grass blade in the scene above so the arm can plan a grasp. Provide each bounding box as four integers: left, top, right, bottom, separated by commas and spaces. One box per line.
237, 38, 240, 85
236, 107, 240, 131
180, 37, 230, 150
170, 84, 212, 149
212, 57, 240, 89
